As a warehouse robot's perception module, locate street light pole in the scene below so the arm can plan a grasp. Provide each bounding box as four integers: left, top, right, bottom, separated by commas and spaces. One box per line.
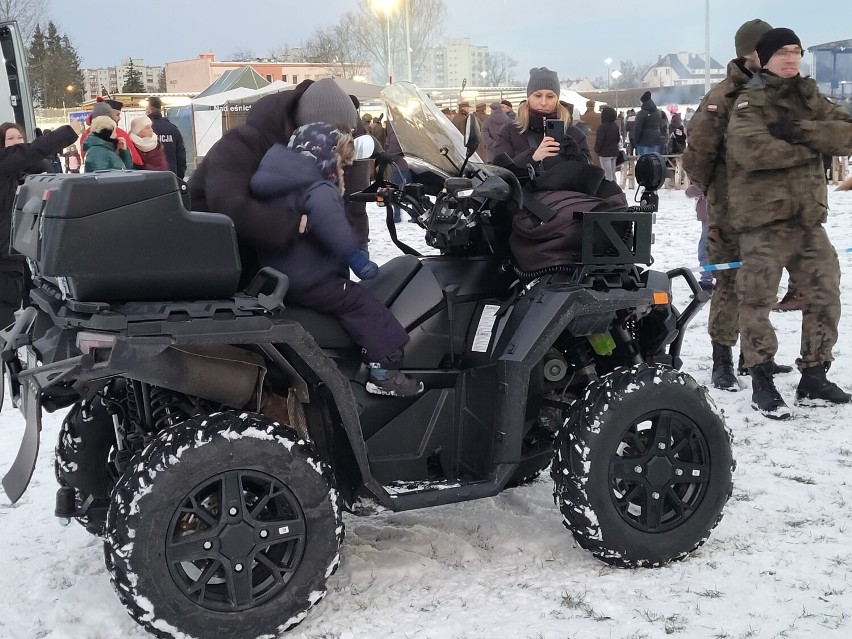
704, 0, 711, 93
611, 70, 622, 109
374, 0, 396, 83
605, 57, 613, 91
404, 0, 413, 82
385, 13, 392, 83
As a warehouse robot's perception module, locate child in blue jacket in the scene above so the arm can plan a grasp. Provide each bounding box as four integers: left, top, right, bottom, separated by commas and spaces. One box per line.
250, 122, 422, 397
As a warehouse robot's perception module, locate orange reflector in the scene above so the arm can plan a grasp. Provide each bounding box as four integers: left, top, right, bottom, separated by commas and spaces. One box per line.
653, 291, 669, 305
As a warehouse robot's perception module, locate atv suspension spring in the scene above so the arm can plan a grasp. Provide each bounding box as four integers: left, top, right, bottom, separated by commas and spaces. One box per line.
149, 387, 218, 431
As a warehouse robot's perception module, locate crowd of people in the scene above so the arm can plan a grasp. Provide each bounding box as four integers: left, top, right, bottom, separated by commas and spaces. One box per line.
1, 19, 851, 412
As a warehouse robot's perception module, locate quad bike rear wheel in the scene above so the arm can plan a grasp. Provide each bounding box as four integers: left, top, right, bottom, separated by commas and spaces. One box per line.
552, 364, 734, 567
104, 411, 343, 639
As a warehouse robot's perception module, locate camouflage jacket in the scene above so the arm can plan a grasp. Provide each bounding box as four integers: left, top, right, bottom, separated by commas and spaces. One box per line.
726, 72, 852, 232
681, 59, 753, 233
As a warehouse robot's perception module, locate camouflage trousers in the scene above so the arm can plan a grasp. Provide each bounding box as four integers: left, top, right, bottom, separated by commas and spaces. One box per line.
737, 222, 840, 370
706, 226, 740, 346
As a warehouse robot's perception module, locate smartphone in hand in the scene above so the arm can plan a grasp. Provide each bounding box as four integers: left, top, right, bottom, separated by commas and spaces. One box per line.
545, 118, 565, 143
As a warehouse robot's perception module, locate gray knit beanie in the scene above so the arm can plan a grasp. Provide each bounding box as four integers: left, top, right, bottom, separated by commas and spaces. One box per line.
295, 79, 358, 130
735, 19, 773, 58
526, 67, 560, 97
91, 99, 114, 119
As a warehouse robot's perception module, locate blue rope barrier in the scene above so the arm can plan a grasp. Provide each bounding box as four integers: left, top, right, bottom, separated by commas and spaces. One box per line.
693, 248, 852, 273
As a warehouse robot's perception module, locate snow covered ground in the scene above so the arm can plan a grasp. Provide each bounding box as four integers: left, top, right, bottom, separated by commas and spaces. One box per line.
1, 187, 851, 639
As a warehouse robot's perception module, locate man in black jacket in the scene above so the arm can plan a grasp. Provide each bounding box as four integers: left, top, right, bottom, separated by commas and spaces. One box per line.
146, 97, 186, 178
187, 79, 358, 285
631, 91, 663, 156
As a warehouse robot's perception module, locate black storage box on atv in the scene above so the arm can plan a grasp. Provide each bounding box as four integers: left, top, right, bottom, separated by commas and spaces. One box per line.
11, 171, 241, 302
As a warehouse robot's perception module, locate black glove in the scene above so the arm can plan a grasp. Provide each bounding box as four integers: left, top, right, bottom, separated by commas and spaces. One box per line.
559, 136, 586, 162
768, 119, 801, 143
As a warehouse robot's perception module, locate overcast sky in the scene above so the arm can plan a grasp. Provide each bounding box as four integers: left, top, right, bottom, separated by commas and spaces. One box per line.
49, 0, 850, 83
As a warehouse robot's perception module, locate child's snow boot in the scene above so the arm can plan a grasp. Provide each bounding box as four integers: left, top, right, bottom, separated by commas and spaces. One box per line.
366, 349, 424, 397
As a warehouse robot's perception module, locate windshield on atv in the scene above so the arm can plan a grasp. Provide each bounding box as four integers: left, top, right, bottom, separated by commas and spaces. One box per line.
381, 82, 482, 175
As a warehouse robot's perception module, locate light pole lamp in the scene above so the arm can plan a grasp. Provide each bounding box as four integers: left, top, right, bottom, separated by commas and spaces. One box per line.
374, 0, 397, 83
604, 57, 613, 91
611, 69, 622, 108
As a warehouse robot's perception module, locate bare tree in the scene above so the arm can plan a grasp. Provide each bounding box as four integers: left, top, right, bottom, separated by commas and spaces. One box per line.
228, 48, 257, 62
484, 51, 516, 86
266, 46, 304, 62
617, 60, 653, 89
0, 0, 48, 43
301, 23, 369, 79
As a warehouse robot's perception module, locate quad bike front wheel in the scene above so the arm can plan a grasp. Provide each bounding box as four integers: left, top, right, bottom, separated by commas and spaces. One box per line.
104, 412, 342, 639
552, 364, 734, 567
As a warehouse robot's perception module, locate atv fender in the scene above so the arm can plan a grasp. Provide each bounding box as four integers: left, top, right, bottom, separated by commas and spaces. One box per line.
488, 283, 658, 477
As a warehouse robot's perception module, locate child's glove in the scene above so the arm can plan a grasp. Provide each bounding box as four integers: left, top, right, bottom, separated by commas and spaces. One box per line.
347, 248, 379, 280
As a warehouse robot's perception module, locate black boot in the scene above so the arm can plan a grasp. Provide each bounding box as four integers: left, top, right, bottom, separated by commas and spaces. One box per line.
738, 352, 793, 377
796, 365, 852, 405
366, 349, 424, 397
750, 361, 792, 420
711, 342, 739, 391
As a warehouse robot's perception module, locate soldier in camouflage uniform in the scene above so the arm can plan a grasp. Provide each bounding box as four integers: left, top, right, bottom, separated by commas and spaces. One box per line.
683, 19, 794, 393
725, 27, 852, 419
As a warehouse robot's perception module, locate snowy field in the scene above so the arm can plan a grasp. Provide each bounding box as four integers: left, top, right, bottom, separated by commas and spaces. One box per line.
1, 186, 851, 639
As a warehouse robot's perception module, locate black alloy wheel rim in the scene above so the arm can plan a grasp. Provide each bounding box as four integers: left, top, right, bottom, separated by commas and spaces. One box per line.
166, 470, 307, 612
608, 410, 711, 533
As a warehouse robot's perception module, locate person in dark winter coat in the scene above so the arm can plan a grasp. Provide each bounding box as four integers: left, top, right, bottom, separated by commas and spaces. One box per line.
343, 95, 372, 248
146, 97, 186, 178
187, 78, 359, 285
492, 67, 590, 169
594, 106, 622, 181
624, 108, 637, 155
63, 145, 81, 173
0, 120, 82, 326
249, 122, 423, 397
500, 99, 516, 121
667, 112, 687, 154
580, 100, 602, 164
631, 92, 663, 156
383, 120, 411, 223
481, 101, 511, 161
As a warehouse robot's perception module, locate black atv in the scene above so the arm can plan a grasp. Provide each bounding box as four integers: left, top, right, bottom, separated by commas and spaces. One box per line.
1, 83, 733, 639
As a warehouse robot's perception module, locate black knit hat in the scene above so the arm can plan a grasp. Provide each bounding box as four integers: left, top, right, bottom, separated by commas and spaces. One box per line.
734, 19, 773, 57
527, 67, 560, 97
295, 79, 358, 130
104, 99, 124, 111
756, 28, 803, 67
640, 91, 652, 103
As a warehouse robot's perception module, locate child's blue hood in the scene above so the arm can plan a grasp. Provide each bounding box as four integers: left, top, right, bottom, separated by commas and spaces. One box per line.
250, 144, 324, 200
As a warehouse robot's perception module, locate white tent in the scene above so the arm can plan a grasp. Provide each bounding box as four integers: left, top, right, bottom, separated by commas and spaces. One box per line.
191, 81, 294, 157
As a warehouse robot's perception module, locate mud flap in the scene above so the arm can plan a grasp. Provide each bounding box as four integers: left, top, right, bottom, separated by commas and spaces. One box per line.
1, 376, 41, 503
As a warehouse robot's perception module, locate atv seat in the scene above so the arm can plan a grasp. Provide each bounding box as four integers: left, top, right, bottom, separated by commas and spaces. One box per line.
279, 255, 421, 349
